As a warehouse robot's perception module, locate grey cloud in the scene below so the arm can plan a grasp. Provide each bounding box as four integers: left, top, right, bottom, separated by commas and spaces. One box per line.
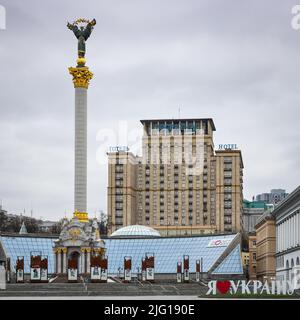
0, 0, 299, 219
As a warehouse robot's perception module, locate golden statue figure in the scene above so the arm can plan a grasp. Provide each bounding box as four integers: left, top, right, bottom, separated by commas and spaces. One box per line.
67, 18, 96, 66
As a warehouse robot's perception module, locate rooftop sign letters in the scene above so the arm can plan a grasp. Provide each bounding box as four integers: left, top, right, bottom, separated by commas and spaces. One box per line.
109, 146, 129, 153
218, 144, 238, 150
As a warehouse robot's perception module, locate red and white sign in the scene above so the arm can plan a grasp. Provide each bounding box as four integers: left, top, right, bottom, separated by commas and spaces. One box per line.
207, 239, 231, 248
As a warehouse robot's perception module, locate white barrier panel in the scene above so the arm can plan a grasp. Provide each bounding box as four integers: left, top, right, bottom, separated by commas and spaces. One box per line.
146, 268, 154, 281
41, 268, 48, 282
91, 266, 101, 280
124, 269, 131, 281
196, 272, 200, 282
183, 269, 189, 282
30, 268, 41, 281
177, 272, 182, 283
0, 265, 6, 290
17, 269, 24, 283
101, 268, 108, 281
68, 268, 78, 281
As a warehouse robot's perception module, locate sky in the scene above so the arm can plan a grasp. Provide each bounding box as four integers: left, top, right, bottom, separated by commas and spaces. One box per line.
0, 0, 299, 221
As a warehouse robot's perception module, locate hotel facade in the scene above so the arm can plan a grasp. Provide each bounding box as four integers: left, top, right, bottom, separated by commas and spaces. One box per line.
107, 118, 244, 236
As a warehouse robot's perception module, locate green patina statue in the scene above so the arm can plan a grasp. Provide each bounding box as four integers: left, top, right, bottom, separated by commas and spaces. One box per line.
67, 18, 96, 60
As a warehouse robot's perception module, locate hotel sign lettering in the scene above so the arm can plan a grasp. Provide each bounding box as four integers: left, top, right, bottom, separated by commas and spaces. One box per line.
109, 146, 129, 152
218, 144, 238, 150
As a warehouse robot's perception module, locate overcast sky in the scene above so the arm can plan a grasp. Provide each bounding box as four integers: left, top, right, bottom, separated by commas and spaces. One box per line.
0, 0, 299, 221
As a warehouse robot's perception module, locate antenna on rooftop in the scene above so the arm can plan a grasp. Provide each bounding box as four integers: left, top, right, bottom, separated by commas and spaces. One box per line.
178, 107, 181, 119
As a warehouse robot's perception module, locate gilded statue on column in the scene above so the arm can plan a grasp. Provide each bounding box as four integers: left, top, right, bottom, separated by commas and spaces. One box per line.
67, 18, 96, 67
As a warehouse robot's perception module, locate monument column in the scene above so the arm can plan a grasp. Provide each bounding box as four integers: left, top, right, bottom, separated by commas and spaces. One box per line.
67, 18, 96, 223
69, 65, 93, 222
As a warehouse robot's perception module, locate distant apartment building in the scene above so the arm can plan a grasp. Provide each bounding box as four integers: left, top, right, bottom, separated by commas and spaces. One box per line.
242, 200, 266, 233
256, 189, 288, 206
107, 118, 244, 236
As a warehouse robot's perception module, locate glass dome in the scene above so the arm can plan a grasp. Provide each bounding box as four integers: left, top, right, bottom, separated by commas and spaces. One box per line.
110, 225, 161, 238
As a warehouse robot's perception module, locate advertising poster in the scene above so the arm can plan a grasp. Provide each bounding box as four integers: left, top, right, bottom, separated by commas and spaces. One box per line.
177, 262, 182, 283
91, 266, 101, 280
40, 257, 48, 282
16, 257, 24, 283
124, 257, 132, 282
183, 255, 189, 282
30, 253, 41, 282
68, 268, 78, 281
101, 268, 108, 281
30, 267, 41, 281
100, 257, 108, 282
16, 269, 24, 283
145, 254, 155, 281
196, 260, 200, 282
41, 268, 48, 282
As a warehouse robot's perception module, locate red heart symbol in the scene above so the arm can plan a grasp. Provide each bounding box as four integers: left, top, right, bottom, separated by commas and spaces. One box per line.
216, 281, 231, 294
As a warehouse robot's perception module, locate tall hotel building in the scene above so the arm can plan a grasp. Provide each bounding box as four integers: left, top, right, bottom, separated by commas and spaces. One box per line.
107, 118, 244, 236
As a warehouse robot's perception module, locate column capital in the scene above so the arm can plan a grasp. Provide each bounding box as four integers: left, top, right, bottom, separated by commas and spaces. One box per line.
69, 66, 93, 89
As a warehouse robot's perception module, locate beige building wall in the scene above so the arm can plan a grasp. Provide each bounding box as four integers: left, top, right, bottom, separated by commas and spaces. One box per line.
107, 152, 139, 234
255, 214, 276, 282
248, 234, 257, 279
215, 150, 244, 233
107, 118, 244, 236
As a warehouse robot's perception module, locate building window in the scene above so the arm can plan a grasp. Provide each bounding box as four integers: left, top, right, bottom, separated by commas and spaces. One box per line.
224, 216, 232, 224
224, 179, 232, 186
224, 157, 232, 163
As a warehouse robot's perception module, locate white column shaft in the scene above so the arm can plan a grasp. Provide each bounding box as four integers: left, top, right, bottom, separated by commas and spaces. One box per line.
74, 87, 87, 213
87, 251, 91, 274
63, 251, 67, 274
57, 253, 62, 274
81, 252, 85, 274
